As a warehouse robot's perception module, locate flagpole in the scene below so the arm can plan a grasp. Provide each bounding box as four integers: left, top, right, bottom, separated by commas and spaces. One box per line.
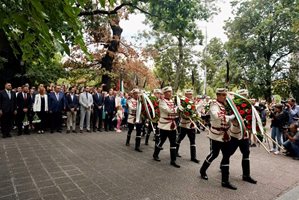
203, 0, 208, 96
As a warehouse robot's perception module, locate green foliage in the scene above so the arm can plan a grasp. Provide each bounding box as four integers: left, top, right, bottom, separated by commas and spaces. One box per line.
0, 0, 91, 64
225, 0, 299, 101
25, 54, 68, 85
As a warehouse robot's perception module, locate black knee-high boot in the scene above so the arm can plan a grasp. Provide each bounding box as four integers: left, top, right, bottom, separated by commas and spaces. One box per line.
221, 166, 237, 190
145, 133, 150, 145
126, 135, 131, 146
135, 137, 142, 152
242, 159, 257, 184
200, 160, 210, 180
153, 145, 161, 161
190, 145, 199, 163
176, 143, 181, 157
170, 148, 180, 168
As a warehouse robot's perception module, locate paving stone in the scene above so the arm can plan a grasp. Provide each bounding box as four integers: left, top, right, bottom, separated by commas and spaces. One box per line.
39, 186, 61, 196
16, 183, 36, 193
17, 190, 40, 200
35, 180, 55, 189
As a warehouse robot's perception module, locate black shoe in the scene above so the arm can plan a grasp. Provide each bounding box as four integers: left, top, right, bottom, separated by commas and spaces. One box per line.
176, 154, 182, 158
200, 172, 208, 180
135, 148, 143, 152
191, 158, 200, 163
72, 130, 77, 133
80, 130, 83, 133
57, 130, 62, 133
153, 156, 161, 162
50, 130, 54, 134
145, 142, 148, 145
243, 176, 257, 184
98, 129, 102, 132
170, 162, 180, 168
93, 129, 97, 132
7, 134, 12, 138
2, 135, 7, 138
126, 143, 130, 146
66, 130, 70, 134
105, 129, 108, 132
251, 144, 257, 147
87, 130, 91, 133
109, 128, 114, 131
222, 182, 237, 190
17, 133, 22, 136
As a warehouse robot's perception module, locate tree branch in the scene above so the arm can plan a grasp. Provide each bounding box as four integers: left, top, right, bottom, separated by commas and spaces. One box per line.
79, 2, 158, 18
271, 51, 292, 69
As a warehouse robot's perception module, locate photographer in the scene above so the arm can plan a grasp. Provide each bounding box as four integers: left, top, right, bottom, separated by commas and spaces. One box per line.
269, 104, 289, 154
286, 98, 299, 124
283, 123, 299, 160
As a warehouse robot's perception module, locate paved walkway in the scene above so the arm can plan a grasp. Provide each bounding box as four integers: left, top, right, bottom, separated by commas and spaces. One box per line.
0, 129, 298, 200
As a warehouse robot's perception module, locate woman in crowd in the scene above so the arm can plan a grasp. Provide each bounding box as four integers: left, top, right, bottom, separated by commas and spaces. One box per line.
33, 85, 48, 134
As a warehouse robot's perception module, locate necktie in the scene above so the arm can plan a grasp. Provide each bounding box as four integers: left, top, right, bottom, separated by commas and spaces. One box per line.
8, 91, 11, 100
86, 92, 88, 100
24, 93, 27, 100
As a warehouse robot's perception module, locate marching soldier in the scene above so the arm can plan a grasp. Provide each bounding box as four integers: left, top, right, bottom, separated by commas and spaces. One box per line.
176, 89, 199, 163
229, 89, 257, 184
199, 88, 237, 190
153, 86, 180, 168
125, 88, 143, 152
145, 89, 162, 145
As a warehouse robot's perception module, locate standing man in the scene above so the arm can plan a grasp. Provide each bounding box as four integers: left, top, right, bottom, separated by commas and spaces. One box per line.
176, 89, 199, 163
229, 89, 257, 184
65, 87, 79, 133
287, 98, 299, 124
79, 86, 93, 133
153, 86, 180, 168
125, 89, 143, 152
145, 89, 162, 145
0, 83, 17, 138
104, 88, 115, 131
48, 85, 65, 133
199, 88, 237, 190
16, 85, 32, 135
93, 87, 104, 132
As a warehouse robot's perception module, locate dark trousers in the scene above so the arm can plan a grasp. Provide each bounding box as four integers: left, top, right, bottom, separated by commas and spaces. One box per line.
154, 129, 177, 162
126, 123, 142, 149
50, 111, 62, 132
37, 111, 47, 131
93, 108, 103, 130
104, 112, 114, 131
205, 139, 230, 167
122, 112, 128, 126
230, 137, 251, 176
200, 139, 231, 183
177, 127, 196, 145
1, 112, 14, 137
16, 111, 30, 134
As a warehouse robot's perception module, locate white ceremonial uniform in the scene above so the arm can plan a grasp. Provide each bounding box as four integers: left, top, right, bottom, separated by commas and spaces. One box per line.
158, 98, 178, 130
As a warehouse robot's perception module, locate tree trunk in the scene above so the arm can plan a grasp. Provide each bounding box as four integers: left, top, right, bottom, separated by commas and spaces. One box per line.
174, 35, 183, 91
101, 17, 123, 91
264, 65, 272, 103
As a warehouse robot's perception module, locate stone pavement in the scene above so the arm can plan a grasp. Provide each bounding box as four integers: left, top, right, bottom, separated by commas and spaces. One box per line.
0, 129, 298, 200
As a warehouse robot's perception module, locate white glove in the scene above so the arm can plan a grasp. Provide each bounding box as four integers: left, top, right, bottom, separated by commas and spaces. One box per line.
226, 114, 235, 122
178, 105, 184, 111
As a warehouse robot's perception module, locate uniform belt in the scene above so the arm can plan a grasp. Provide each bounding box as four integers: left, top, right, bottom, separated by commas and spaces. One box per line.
162, 117, 176, 120
211, 126, 229, 131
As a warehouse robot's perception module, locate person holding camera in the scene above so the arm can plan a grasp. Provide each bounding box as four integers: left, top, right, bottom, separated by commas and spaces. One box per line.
269, 104, 289, 154
283, 123, 299, 160
286, 98, 299, 124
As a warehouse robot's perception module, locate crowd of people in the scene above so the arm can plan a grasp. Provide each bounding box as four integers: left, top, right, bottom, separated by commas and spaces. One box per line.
0, 82, 298, 190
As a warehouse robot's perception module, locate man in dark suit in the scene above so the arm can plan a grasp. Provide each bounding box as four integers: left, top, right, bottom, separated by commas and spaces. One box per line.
0, 83, 17, 138
104, 88, 116, 131
16, 85, 32, 135
65, 86, 79, 133
48, 85, 65, 133
93, 87, 104, 132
